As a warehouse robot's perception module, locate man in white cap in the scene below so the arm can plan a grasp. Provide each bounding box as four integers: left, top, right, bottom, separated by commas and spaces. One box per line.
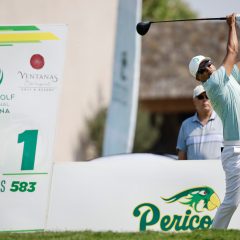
188, 13, 240, 229
177, 85, 223, 160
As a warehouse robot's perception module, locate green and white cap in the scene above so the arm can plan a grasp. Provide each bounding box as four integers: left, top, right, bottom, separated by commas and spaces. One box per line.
189, 55, 211, 77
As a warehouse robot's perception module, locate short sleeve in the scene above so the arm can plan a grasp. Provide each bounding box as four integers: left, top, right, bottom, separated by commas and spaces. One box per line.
231, 64, 240, 83
176, 123, 187, 151
203, 66, 226, 95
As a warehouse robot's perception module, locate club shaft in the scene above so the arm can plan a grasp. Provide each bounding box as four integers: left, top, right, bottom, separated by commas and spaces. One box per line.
151, 17, 226, 24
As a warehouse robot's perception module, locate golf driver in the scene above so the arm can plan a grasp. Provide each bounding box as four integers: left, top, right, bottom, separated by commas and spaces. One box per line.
136, 17, 226, 36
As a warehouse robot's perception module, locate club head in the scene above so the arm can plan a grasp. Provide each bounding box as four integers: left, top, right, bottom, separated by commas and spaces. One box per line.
136, 21, 151, 36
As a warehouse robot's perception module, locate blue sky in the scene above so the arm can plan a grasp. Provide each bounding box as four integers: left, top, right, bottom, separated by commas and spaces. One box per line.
183, 0, 240, 18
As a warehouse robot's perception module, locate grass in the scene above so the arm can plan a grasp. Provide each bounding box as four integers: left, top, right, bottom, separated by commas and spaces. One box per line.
0, 230, 240, 240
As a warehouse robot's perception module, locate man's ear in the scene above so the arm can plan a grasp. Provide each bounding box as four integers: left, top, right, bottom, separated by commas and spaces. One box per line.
195, 73, 201, 81
196, 73, 205, 82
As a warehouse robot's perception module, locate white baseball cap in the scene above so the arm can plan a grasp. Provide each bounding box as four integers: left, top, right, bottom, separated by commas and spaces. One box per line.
189, 55, 211, 78
193, 85, 205, 98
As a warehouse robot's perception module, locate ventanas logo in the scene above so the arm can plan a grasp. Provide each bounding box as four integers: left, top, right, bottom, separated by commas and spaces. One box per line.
0, 69, 3, 85
17, 53, 58, 92
133, 186, 221, 232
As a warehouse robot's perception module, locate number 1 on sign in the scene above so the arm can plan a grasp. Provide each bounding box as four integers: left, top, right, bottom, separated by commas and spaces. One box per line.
18, 130, 38, 170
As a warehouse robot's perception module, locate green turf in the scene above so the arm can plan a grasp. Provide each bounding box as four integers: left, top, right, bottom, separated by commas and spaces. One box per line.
0, 230, 240, 240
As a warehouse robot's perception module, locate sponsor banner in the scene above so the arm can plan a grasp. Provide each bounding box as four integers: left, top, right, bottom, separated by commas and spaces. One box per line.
46, 154, 240, 232
103, 0, 142, 156
0, 25, 67, 231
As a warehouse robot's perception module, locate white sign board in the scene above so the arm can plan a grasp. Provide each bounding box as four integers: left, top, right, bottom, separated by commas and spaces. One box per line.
0, 25, 67, 231
46, 154, 240, 232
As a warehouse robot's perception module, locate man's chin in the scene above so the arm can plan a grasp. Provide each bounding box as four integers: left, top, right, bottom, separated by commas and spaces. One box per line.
203, 107, 212, 112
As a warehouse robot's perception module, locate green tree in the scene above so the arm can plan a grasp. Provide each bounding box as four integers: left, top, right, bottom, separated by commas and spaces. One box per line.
142, 0, 197, 21
87, 108, 106, 156
86, 108, 159, 157
133, 109, 159, 153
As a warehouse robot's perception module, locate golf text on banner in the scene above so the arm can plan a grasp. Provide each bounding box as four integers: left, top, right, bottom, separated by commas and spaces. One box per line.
0, 25, 67, 232
103, 0, 142, 156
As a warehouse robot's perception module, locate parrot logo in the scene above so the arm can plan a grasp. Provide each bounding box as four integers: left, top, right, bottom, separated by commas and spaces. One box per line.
161, 186, 221, 213
0, 69, 3, 85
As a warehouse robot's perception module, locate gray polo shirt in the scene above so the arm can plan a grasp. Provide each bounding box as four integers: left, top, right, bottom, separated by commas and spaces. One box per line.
177, 111, 223, 160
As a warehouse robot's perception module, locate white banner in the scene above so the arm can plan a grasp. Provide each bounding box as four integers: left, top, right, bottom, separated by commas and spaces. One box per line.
46, 154, 240, 232
103, 0, 142, 156
0, 24, 67, 231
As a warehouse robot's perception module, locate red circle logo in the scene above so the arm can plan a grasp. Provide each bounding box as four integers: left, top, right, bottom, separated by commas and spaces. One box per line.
30, 54, 45, 69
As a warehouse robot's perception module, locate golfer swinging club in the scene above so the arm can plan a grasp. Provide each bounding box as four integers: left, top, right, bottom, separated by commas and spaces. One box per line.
189, 13, 240, 229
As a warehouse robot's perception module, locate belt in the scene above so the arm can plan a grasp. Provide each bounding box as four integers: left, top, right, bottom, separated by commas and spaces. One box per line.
224, 140, 240, 146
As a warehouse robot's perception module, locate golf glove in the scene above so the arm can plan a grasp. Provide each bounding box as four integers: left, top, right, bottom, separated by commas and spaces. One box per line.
236, 14, 240, 28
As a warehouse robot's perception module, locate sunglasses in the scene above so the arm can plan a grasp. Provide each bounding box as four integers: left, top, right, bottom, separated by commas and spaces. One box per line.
197, 94, 209, 100
197, 60, 212, 74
